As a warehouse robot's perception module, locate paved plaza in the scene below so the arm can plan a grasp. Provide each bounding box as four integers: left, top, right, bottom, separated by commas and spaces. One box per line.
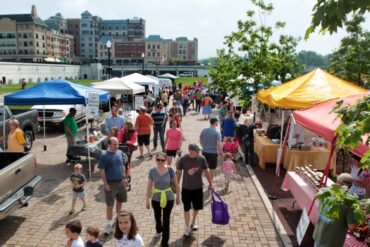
0, 109, 284, 247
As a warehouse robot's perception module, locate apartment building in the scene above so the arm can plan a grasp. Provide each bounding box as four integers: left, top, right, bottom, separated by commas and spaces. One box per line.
45, 30, 74, 63
168, 37, 198, 65
79, 11, 101, 63
45, 13, 67, 34
96, 35, 113, 65
127, 18, 145, 41
145, 35, 168, 65
67, 19, 80, 59
0, 5, 48, 62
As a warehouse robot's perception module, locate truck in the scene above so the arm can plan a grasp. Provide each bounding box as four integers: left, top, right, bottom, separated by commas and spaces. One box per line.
31, 104, 86, 127
0, 152, 42, 220
0, 104, 40, 151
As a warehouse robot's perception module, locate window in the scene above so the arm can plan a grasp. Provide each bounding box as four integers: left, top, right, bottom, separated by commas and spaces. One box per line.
36, 42, 39, 47
157, 45, 160, 49
24, 41, 28, 47
157, 52, 160, 57
147, 44, 150, 49
147, 52, 150, 57
42, 35, 45, 40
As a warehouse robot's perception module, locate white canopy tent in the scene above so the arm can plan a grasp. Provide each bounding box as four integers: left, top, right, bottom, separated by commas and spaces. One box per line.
121, 73, 159, 87
91, 77, 145, 95
158, 73, 178, 80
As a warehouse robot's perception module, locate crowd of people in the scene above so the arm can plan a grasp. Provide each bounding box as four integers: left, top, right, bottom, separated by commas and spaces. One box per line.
5, 78, 368, 247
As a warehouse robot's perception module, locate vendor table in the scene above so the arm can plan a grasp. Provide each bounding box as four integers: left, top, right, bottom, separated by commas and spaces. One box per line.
254, 135, 279, 169
283, 147, 336, 174
281, 171, 366, 247
67, 136, 108, 160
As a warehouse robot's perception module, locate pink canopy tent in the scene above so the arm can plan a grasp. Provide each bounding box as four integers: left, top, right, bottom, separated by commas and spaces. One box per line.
292, 91, 369, 158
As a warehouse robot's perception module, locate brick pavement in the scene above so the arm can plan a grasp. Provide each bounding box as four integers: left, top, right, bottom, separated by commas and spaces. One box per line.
0, 109, 284, 247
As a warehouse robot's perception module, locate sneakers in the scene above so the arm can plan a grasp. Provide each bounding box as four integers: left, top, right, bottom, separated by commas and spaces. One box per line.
81, 205, 87, 211
154, 232, 161, 238
68, 208, 75, 215
183, 228, 192, 238
225, 182, 229, 191
191, 222, 199, 231
104, 224, 113, 235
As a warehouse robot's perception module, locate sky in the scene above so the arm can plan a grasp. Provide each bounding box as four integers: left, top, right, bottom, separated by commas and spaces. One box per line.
1, 0, 369, 59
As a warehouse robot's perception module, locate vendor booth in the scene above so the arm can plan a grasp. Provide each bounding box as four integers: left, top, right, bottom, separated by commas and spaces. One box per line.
281, 92, 370, 247
254, 68, 367, 170
3, 79, 110, 178
121, 73, 159, 90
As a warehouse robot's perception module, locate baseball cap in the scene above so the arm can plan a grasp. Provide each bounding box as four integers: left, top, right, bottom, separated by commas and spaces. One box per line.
139, 106, 147, 111
188, 143, 201, 152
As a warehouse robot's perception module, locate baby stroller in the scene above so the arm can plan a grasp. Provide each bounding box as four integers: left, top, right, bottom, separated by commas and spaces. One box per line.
223, 137, 241, 161
118, 143, 134, 191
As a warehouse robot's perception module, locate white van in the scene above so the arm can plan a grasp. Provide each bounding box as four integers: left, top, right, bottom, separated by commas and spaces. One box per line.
158, 78, 172, 88
179, 72, 194, 77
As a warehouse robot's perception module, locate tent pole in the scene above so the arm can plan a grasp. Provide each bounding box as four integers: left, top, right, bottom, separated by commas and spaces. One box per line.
43, 105, 47, 151
3, 105, 5, 149
268, 116, 291, 200
86, 93, 92, 180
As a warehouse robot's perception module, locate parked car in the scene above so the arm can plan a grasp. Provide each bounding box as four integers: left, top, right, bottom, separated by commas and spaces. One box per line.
0, 104, 40, 151
31, 104, 86, 127
179, 72, 194, 77
0, 152, 42, 220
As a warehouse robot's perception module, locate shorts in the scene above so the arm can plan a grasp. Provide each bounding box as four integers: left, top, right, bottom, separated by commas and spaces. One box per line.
105, 180, 127, 206
166, 149, 177, 157
73, 191, 86, 200
138, 134, 150, 146
181, 188, 203, 212
202, 152, 218, 169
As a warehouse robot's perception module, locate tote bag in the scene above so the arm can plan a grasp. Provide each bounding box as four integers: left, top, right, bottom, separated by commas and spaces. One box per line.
211, 190, 230, 225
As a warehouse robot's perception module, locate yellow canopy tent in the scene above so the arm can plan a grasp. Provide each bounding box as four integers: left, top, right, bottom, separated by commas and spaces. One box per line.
257, 68, 367, 109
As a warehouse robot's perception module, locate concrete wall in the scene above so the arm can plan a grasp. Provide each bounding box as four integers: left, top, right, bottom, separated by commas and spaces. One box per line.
0, 62, 103, 84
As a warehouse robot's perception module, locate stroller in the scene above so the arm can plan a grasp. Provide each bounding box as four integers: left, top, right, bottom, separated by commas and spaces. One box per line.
223, 137, 241, 161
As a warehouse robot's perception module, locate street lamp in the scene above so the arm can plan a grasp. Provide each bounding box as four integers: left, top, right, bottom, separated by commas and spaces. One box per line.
141, 52, 145, 74
106, 40, 112, 78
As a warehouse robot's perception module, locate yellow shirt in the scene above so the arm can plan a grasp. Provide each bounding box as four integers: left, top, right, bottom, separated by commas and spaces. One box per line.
7, 128, 25, 152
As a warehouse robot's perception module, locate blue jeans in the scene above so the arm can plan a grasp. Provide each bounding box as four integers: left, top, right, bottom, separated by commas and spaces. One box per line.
153, 126, 165, 150
182, 104, 188, 116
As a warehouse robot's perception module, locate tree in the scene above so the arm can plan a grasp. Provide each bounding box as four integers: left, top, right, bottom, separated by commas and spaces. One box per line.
305, 0, 370, 39
209, 0, 301, 103
328, 15, 370, 88
297, 50, 330, 70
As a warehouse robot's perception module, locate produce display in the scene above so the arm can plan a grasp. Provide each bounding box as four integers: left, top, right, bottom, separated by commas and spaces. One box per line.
88, 131, 104, 143
295, 165, 323, 191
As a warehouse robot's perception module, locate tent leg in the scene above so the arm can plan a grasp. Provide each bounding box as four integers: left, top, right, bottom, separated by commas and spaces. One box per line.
3, 106, 5, 149
86, 94, 92, 180
43, 106, 47, 151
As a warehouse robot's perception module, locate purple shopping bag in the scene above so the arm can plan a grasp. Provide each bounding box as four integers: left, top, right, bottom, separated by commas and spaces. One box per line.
211, 190, 230, 225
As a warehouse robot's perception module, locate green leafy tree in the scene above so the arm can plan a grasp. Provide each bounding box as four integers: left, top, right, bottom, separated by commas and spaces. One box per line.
210, 0, 301, 100
328, 15, 370, 88
297, 50, 330, 70
305, 0, 370, 39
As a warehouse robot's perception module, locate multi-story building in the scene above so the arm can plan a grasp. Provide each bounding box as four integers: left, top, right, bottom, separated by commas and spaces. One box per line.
168, 37, 198, 65
45, 30, 74, 63
101, 20, 127, 39
127, 18, 145, 41
45, 13, 67, 34
66, 18, 80, 59
145, 35, 168, 65
79, 10, 101, 63
0, 5, 48, 62
96, 35, 113, 65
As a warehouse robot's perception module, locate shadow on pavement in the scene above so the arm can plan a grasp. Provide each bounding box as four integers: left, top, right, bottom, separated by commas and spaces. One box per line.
0, 216, 26, 245
201, 234, 225, 246
147, 236, 160, 246
171, 235, 196, 247
93, 184, 106, 203
49, 212, 80, 231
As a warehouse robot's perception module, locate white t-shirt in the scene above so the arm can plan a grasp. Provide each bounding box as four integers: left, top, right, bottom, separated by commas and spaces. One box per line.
71, 236, 84, 247
116, 233, 144, 247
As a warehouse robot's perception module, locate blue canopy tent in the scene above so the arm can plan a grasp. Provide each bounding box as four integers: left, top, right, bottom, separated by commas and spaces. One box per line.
4, 79, 109, 105
3, 80, 109, 178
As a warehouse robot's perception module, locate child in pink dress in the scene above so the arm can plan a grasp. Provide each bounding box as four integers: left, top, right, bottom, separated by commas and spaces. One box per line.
223, 152, 235, 190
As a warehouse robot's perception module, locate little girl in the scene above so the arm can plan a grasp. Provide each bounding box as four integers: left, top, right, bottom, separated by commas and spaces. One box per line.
114, 211, 144, 247
223, 152, 235, 190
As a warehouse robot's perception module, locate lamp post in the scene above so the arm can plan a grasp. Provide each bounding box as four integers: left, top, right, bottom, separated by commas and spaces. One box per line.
141, 52, 145, 74
106, 40, 112, 78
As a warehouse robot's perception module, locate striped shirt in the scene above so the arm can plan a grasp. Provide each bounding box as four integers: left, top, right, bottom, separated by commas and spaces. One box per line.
151, 112, 167, 126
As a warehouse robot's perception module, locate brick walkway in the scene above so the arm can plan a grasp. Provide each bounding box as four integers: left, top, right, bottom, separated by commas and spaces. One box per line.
0, 109, 284, 247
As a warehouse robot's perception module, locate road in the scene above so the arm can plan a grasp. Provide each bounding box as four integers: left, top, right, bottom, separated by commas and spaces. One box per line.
0, 110, 284, 247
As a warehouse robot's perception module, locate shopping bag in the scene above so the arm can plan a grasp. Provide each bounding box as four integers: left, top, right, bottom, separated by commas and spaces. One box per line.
211, 190, 230, 225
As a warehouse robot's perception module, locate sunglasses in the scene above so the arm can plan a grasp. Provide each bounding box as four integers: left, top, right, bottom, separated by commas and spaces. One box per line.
156, 158, 166, 162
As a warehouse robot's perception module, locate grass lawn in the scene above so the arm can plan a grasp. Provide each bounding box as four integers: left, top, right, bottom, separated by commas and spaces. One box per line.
174, 76, 208, 86
0, 79, 100, 95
